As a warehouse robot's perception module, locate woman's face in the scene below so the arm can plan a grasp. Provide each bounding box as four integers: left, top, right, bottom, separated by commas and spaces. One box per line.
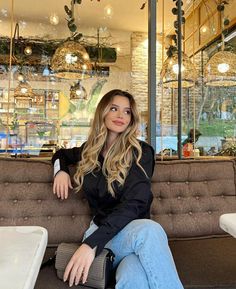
104, 95, 132, 136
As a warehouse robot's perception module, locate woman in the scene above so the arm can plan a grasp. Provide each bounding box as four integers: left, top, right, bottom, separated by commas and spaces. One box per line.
52, 89, 183, 289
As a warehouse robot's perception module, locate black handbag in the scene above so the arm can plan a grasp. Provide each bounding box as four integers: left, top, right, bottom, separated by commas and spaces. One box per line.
55, 243, 115, 289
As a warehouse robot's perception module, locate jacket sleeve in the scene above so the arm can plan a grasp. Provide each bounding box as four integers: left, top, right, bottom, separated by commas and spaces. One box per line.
82, 142, 155, 256
51, 143, 85, 176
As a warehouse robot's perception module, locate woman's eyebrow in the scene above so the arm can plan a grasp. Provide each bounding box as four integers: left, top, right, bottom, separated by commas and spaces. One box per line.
111, 103, 131, 109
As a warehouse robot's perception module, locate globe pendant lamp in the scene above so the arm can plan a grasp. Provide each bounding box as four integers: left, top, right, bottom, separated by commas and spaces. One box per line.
204, 2, 236, 87
51, 0, 92, 80
51, 41, 92, 80
204, 50, 236, 87
160, 50, 197, 88
14, 81, 34, 100
70, 81, 87, 100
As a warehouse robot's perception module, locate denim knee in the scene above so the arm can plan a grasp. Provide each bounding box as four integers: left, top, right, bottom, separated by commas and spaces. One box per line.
116, 254, 149, 289
128, 219, 168, 242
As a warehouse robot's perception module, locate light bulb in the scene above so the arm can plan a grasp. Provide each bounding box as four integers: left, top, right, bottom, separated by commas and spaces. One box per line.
201, 26, 207, 33
50, 13, 59, 25
104, 5, 114, 18
217, 63, 230, 73
65, 53, 78, 64
20, 87, 28, 94
24, 46, 32, 55
76, 89, 82, 96
172, 64, 185, 74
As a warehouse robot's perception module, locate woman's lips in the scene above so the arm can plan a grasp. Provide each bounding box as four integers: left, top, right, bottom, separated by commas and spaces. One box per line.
113, 120, 125, 126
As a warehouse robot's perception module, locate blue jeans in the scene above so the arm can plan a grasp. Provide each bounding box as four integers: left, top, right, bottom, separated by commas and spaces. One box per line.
83, 219, 184, 289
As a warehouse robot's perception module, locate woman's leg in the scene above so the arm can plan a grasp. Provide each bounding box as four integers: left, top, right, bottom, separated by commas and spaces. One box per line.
115, 254, 150, 289
105, 219, 184, 289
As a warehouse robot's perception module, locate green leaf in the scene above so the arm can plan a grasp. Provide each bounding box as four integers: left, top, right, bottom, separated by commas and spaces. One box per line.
64, 5, 72, 17
68, 23, 77, 33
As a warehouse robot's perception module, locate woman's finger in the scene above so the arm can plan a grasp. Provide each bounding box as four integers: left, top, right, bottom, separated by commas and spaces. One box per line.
82, 263, 90, 284
75, 265, 84, 286
64, 183, 68, 199
58, 183, 64, 199
63, 259, 73, 282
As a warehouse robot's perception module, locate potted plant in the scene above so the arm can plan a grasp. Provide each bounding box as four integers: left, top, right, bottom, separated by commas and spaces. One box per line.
219, 141, 236, 156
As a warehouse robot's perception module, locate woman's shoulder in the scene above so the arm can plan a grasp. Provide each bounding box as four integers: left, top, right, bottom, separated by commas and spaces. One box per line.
138, 139, 155, 156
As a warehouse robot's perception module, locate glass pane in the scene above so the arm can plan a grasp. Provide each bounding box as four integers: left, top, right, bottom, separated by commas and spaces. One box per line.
222, 1, 236, 26
200, 13, 219, 46
0, 0, 149, 157
200, 0, 217, 25
184, 10, 199, 38
184, 31, 199, 56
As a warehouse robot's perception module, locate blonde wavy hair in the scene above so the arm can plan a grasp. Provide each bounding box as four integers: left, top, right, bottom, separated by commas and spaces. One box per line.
74, 89, 144, 197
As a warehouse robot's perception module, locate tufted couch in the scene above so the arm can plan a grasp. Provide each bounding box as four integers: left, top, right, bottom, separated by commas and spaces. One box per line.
0, 157, 236, 289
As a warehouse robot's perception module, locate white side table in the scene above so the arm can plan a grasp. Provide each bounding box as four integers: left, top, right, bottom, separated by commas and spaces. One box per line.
219, 213, 236, 238
0, 226, 48, 289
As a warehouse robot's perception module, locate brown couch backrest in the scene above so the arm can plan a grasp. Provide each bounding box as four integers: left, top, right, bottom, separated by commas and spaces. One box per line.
0, 158, 236, 246
151, 159, 236, 238
0, 158, 91, 245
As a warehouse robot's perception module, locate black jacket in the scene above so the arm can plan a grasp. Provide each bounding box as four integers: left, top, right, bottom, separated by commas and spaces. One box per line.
52, 140, 155, 256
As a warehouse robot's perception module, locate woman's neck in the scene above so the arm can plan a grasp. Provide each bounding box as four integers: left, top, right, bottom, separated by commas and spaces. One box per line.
102, 132, 118, 157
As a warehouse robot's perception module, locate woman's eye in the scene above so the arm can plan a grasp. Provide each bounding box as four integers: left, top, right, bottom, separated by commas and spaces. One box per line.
110, 107, 117, 111
125, 110, 131, 115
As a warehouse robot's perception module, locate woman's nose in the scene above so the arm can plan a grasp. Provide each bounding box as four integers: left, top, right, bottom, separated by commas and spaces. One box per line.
117, 111, 124, 118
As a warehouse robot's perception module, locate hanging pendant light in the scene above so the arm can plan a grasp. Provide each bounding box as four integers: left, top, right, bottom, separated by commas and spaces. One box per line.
14, 81, 34, 100
204, 50, 236, 87
160, 49, 197, 88
70, 81, 87, 100
160, 1, 197, 89
51, 1, 92, 80
51, 41, 92, 79
204, 3, 236, 87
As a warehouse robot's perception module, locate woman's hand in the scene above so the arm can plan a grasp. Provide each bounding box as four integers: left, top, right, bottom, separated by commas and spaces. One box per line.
53, 171, 73, 199
63, 243, 96, 287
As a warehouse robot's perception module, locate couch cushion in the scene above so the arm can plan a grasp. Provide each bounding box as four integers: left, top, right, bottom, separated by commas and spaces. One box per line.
151, 159, 236, 238
0, 158, 91, 245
